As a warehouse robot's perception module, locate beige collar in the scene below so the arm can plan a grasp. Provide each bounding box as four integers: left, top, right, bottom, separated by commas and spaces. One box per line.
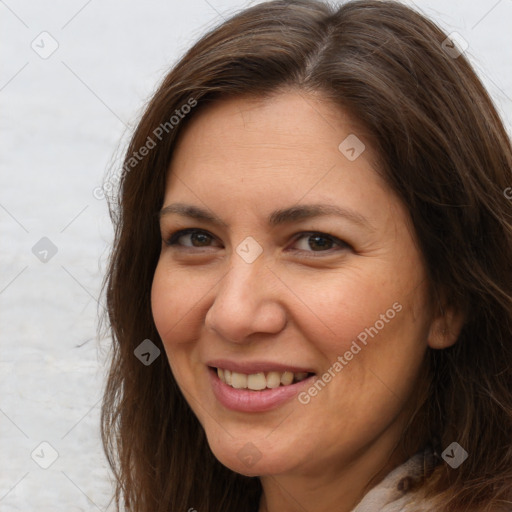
350, 444, 441, 512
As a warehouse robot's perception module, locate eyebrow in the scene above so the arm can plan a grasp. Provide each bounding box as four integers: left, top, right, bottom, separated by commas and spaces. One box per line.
159, 202, 373, 229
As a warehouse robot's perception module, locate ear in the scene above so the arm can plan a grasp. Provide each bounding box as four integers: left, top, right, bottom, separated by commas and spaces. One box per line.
427, 303, 465, 349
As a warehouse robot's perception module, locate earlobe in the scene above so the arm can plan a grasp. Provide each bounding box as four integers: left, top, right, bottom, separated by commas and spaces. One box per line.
427, 305, 465, 349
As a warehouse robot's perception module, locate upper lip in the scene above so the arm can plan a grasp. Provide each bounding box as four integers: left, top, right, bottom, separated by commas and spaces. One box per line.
206, 359, 315, 374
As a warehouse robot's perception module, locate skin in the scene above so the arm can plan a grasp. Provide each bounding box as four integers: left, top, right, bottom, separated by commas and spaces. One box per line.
151, 90, 461, 512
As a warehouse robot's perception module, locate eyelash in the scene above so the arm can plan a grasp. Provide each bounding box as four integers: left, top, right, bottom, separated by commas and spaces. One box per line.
164, 228, 350, 255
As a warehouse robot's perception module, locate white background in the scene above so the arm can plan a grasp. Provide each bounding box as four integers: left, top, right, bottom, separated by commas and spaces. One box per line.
1, 0, 511, 510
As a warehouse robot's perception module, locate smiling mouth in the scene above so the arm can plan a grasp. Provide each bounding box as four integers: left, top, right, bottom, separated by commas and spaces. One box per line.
211, 367, 315, 391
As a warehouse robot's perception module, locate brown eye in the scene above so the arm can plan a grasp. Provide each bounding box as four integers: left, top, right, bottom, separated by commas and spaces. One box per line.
307, 235, 334, 251
292, 232, 348, 253
188, 231, 212, 247
166, 229, 220, 248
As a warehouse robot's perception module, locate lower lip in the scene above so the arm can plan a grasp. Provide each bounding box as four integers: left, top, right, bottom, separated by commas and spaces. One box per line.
208, 367, 315, 413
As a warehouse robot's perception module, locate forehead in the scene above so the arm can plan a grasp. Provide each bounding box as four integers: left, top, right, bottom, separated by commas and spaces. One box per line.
170, 90, 374, 164
164, 90, 394, 221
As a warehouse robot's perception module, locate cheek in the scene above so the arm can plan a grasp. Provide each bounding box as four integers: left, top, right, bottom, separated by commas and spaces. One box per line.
291, 280, 428, 448
285, 268, 405, 357
305, 274, 428, 406
151, 264, 176, 341
151, 261, 209, 344
286, 263, 430, 414
151, 263, 208, 398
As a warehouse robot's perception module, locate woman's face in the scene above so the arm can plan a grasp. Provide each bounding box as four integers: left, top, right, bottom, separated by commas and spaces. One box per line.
151, 91, 435, 481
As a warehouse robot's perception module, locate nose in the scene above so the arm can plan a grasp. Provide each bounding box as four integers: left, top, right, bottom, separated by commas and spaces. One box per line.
205, 257, 287, 344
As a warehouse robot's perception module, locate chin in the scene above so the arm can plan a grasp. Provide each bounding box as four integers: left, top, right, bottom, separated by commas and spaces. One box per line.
203, 426, 297, 476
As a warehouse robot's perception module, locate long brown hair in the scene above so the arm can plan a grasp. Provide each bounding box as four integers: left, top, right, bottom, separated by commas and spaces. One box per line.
100, 1, 512, 510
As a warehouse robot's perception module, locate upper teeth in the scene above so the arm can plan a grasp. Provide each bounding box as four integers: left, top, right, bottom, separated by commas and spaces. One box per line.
217, 368, 310, 390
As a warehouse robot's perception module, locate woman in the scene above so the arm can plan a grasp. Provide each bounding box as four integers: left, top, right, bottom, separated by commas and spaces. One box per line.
100, 1, 512, 511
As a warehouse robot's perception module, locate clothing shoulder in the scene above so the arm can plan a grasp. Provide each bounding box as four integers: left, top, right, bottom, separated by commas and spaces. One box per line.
350, 445, 441, 512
